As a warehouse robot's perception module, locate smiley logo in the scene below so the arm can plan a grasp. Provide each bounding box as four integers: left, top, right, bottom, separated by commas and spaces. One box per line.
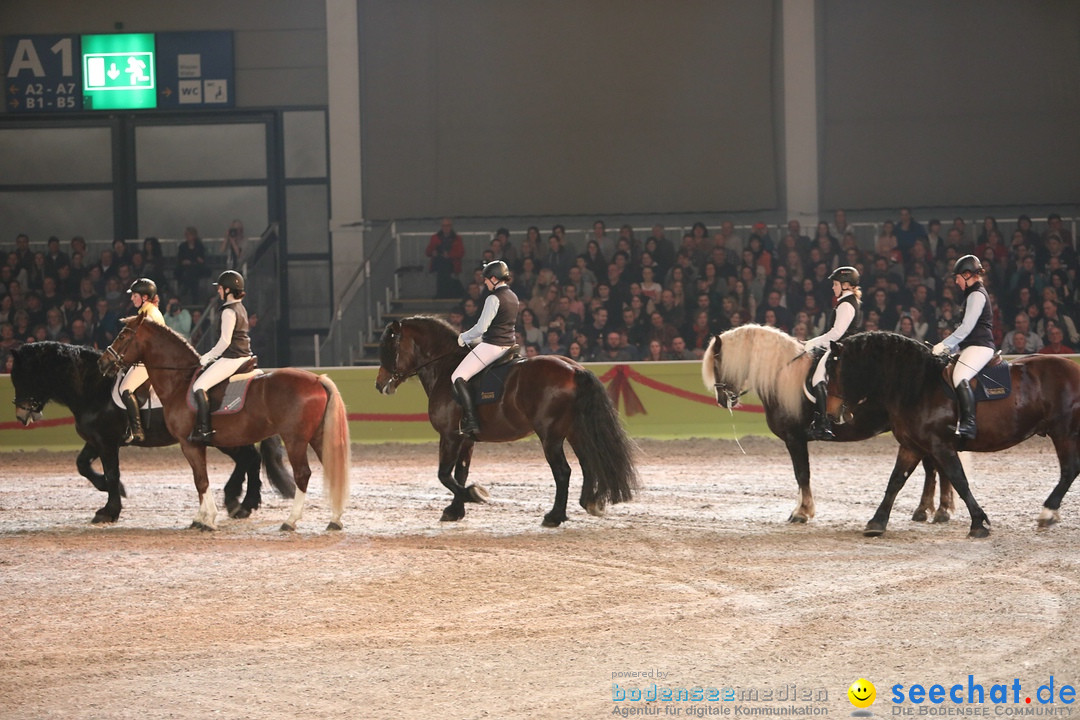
848, 678, 876, 708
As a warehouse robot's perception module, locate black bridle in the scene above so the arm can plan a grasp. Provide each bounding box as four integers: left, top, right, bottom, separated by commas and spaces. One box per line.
101, 320, 199, 374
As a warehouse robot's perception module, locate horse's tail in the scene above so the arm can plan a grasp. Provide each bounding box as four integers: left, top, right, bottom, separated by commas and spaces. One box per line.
318, 375, 351, 526
569, 369, 639, 514
258, 435, 297, 498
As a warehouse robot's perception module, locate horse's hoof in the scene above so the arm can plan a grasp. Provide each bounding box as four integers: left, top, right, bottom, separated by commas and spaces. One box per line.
467, 485, 489, 503
91, 512, 117, 524
189, 520, 203, 530
440, 506, 465, 522
541, 515, 565, 528
1037, 517, 1058, 529
584, 502, 605, 518
231, 507, 252, 520
199, 523, 215, 532
788, 514, 808, 524
932, 509, 951, 524
863, 522, 886, 537
224, 498, 241, 515
326, 521, 343, 531
911, 509, 929, 522
968, 526, 990, 539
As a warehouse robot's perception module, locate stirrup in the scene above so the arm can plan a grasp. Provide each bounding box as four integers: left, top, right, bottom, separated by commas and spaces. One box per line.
187, 427, 215, 444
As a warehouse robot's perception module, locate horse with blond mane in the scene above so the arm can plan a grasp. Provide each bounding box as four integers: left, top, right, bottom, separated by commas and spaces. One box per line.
702, 324, 951, 524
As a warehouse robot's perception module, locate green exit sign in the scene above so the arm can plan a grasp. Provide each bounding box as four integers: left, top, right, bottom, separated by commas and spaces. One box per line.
81, 33, 156, 109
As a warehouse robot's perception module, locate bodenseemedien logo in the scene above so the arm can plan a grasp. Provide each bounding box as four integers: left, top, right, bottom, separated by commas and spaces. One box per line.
849, 678, 876, 716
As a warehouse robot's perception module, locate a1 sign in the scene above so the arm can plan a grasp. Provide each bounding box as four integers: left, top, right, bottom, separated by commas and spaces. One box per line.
3, 34, 83, 112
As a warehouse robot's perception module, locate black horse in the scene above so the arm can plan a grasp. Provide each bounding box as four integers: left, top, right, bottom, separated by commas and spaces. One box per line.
829, 331, 1080, 537
10, 342, 295, 524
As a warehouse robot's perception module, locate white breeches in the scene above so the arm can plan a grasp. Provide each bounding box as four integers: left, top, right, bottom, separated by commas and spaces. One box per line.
119, 363, 148, 394
811, 346, 832, 387
952, 346, 996, 386
193, 356, 250, 393
451, 342, 511, 383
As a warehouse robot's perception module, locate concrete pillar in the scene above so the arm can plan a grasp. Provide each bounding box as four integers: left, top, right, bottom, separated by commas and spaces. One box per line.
781, 0, 820, 230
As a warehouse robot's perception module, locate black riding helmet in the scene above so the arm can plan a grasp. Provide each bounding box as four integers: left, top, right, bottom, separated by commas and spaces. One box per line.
214, 270, 246, 298
828, 266, 860, 286
482, 260, 511, 282
128, 277, 158, 300
952, 254, 984, 277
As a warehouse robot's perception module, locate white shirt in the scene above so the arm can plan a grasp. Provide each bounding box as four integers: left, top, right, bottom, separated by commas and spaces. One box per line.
804, 291, 856, 350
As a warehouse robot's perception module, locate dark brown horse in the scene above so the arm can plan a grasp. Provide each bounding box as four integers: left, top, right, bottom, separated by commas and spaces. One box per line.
702, 325, 953, 525
99, 315, 350, 531
374, 316, 638, 526
830, 331, 1080, 537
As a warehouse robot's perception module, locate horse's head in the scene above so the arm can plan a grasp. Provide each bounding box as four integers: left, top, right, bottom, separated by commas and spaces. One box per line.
99, 315, 146, 377
10, 345, 45, 425
375, 320, 409, 395
702, 333, 746, 409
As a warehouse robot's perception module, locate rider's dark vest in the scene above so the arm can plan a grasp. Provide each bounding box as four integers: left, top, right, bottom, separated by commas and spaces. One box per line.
827, 293, 863, 338
482, 285, 519, 346
220, 301, 252, 358
958, 283, 995, 350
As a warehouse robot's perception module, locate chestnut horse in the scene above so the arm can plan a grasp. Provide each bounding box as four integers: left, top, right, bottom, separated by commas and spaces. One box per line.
100, 315, 350, 532
10, 341, 294, 524
374, 316, 638, 526
829, 331, 1080, 537
701, 324, 953, 525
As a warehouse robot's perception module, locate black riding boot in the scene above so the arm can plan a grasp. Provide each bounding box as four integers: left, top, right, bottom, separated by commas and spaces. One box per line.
955, 379, 977, 440
453, 378, 480, 439
187, 389, 215, 444
121, 390, 145, 444
809, 382, 836, 440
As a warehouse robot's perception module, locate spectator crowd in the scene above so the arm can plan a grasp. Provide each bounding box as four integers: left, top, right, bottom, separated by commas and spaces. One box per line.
429, 210, 1080, 362
0, 226, 234, 373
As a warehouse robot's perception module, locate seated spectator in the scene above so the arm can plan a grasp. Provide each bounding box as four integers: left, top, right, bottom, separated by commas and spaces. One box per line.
566, 340, 587, 363
596, 330, 639, 362
1037, 299, 1079, 346
1002, 313, 1043, 353
645, 311, 678, 352
642, 338, 665, 361
1005, 330, 1031, 355
518, 307, 544, 346
664, 335, 695, 361
540, 329, 567, 356
1039, 323, 1074, 354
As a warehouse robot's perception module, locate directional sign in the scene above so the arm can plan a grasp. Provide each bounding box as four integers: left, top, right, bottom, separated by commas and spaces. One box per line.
3, 34, 82, 113
81, 33, 156, 110
156, 31, 234, 109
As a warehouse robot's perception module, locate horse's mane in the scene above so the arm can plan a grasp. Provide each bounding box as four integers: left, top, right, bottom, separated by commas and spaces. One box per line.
382, 315, 464, 367
702, 324, 810, 421
835, 331, 942, 408
10, 341, 110, 406
136, 317, 200, 359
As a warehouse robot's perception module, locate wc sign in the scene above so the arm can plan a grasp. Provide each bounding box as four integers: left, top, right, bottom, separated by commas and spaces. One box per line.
82, 33, 156, 109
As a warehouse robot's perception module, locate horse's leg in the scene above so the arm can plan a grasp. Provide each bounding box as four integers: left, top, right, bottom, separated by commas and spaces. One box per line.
932, 448, 991, 538
91, 443, 124, 524
912, 457, 936, 522
76, 442, 109, 493
280, 438, 313, 531
220, 446, 246, 518
220, 445, 262, 518
1037, 434, 1080, 528
454, 441, 488, 503
541, 434, 572, 527
179, 442, 216, 531
864, 446, 924, 536
784, 436, 814, 523
438, 434, 472, 522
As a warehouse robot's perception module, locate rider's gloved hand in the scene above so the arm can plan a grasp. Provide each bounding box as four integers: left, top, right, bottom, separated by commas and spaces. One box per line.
457, 334, 466, 348
931, 342, 949, 356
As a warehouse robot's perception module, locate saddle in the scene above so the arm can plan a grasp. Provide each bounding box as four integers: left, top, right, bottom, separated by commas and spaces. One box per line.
942, 353, 1012, 402
186, 356, 262, 415
468, 346, 524, 406
110, 373, 160, 410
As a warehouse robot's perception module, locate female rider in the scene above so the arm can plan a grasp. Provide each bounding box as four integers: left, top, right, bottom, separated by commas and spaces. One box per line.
119, 278, 165, 443
803, 266, 862, 440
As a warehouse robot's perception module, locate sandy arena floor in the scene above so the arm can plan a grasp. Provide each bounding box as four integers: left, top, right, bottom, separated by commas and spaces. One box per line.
1, 435, 1078, 719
